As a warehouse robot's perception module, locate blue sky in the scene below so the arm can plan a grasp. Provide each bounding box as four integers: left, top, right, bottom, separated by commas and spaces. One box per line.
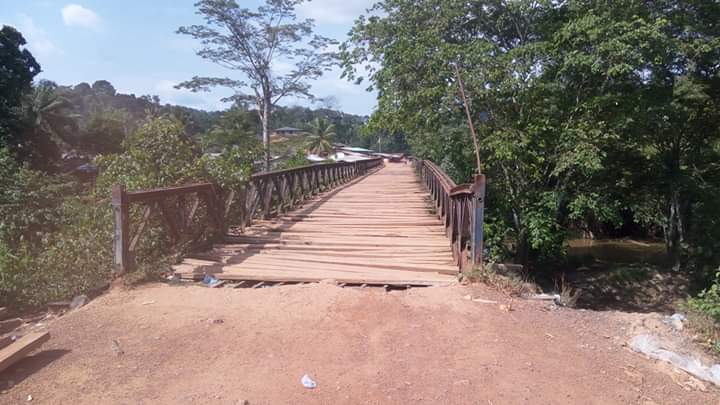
0, 0, 378, 115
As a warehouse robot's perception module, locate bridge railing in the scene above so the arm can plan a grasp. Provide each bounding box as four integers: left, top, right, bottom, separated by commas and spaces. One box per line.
111, 157, 384, 275
413, 159, 485, 271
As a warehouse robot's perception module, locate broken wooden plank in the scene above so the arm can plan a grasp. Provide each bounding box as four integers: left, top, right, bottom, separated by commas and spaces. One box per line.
0, 331, 51, 373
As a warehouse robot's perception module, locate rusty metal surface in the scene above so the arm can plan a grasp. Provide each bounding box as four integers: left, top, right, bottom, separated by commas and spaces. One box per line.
413, 159, 486, 270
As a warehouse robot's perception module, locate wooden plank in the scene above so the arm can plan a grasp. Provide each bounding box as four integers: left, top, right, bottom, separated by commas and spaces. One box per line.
0, 331, 51, 373
182, 163, 463, 286
0, 319, 22, 334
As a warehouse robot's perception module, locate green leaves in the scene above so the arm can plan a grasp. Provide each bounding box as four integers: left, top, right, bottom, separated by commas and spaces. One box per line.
343, 0, 720, 268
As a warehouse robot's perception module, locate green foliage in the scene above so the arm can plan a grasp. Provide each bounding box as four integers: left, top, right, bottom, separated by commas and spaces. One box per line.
280, 150, 311, 170
0, 148, 110, 307
0, 148, 76, 247
0, 25, 40, 148
305, 118, 336, 156
343, 0, 720, 271
688, 271, 720, 321
95, 117, 201, 192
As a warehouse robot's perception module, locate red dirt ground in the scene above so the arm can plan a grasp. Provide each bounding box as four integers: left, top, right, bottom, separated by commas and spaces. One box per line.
1, 282, 718, 404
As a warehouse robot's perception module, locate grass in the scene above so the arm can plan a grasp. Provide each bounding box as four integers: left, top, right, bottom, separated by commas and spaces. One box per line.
463, 263, 537, 297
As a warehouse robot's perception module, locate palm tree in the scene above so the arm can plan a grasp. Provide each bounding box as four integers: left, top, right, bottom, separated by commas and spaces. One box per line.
22, 81, 78, 162
305, 118, 336, 157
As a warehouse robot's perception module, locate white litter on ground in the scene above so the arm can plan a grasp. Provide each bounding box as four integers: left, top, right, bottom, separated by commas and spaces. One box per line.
630, 334, 720, 386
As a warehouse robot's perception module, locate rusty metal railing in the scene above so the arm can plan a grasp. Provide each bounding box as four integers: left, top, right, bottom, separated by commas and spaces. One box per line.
111, 157, 384, 275
413, 159, 486, 271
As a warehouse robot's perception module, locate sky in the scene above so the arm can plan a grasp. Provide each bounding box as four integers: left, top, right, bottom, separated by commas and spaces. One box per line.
0, 0, 378, 115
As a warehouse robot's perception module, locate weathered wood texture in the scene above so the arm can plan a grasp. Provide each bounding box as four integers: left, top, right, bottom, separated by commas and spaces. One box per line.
112, 158, 383, 274
173, 163, 458, 286
413, 159, 485, 270
0, 331, 50, 373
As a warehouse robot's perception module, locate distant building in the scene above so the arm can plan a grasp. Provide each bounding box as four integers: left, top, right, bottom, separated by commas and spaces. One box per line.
272, 127, 302, 136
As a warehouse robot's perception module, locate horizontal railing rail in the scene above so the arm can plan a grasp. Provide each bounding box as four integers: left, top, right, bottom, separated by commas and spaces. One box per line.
413, 159, 485, 271
111, 157, 384, 275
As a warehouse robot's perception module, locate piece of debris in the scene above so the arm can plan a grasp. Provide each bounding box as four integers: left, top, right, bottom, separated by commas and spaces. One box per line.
664, 313, 687, 331
0, 332, 51, 373
525, 293, 560, 303
301, 374, 317, 389
472, 298, 497, 304
141, 300, 155, 306
111, 339, 124, 356
27, 394, 33, 402
69, 295, 88, 310
207, 318, 224, 324
630, 334, 720, 386
202, 274, 224, 288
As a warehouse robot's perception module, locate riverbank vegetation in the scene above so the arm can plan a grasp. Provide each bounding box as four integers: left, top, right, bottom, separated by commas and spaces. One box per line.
341, 0, 720, 339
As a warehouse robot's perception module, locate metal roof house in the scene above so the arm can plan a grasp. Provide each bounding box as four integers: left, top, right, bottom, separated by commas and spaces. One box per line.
272, 127, 302, 136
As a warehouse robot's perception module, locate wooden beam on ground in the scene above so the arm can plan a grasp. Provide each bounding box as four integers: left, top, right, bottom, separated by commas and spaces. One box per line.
0, 331, 51, 373
0, 319, 22, 334
0, 335, 15, 350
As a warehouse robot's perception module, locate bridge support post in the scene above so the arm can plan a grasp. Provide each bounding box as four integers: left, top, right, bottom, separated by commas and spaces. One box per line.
470, 175, 486, 268
111, 184, 131, 275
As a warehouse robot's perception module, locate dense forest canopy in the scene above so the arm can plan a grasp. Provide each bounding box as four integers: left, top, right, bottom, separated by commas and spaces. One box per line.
342, 0, 720, 273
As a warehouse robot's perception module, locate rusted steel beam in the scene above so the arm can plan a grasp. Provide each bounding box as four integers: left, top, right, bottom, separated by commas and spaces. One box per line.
125, 183, 213, 203
412, 159, 486, 272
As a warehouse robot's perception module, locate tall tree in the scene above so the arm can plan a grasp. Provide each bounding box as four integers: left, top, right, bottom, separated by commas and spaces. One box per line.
177, 0, 337, 170
0, 25, 41, 151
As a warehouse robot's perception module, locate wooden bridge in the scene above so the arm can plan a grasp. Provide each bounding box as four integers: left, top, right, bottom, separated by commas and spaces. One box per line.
111, 158, 485, 287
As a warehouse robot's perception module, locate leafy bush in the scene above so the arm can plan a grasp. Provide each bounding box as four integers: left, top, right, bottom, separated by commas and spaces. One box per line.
1, 116, 258, 308
688, 270, 720, 321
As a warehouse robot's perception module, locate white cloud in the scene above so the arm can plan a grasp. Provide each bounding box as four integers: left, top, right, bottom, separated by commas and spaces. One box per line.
61, 4, 101, 30
297, 0, 376, 25
16, 14, 63, 60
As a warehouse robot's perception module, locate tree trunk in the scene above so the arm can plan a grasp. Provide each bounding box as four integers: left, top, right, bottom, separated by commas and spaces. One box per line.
261, 102, 271, 171
511, 208, 529, 266
666, 189, 683, 271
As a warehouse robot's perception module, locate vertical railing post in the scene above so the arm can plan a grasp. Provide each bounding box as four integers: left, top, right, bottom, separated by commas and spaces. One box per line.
111, 184, 130, 275
470, 174, 486, 268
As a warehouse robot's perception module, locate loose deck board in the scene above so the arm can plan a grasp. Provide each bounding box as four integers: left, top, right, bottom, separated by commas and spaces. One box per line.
174, 164, 457, 286
0, 331, 50, 373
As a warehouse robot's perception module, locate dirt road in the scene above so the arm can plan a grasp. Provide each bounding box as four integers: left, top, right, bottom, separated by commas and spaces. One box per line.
0, 282, 717, 404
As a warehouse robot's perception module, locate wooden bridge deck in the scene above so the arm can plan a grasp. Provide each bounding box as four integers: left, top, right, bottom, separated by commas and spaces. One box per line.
173, 163, 458, 286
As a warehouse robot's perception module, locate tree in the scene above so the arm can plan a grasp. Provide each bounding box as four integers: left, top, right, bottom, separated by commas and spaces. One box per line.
343, 0, 600, 263
20, 80, 79, 168
0, 25, 41, 150
305, 117, 335, 156
177, 0, 337, 170
342, 0, 720, 269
